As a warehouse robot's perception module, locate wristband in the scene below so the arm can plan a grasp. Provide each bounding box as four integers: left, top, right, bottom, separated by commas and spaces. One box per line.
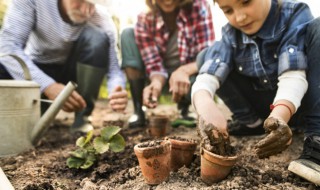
270, 104, 293, 117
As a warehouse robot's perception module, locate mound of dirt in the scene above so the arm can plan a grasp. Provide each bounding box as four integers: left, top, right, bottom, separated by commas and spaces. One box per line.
0, 100, 318, 190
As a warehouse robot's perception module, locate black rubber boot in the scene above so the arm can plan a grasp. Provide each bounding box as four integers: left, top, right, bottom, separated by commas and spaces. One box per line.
177, 97, 194, 121
128, 78, 146, 128
71, 63, 106, 133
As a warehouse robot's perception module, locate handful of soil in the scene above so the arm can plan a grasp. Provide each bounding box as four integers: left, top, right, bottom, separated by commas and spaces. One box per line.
198, 122, 236, 157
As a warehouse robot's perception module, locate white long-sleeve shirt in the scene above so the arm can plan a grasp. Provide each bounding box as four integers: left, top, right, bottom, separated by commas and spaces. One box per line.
0, 0, 125, 92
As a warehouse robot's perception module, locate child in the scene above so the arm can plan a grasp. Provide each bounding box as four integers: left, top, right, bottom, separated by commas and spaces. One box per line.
192, 0, 320, 185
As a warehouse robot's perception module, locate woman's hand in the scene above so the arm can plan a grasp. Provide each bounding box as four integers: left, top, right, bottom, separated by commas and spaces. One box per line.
169, 63, 197, 102
44, 83, 86, 112
108, 86, 128, 112
169, 67, 190, 102
143, 74, 166, 108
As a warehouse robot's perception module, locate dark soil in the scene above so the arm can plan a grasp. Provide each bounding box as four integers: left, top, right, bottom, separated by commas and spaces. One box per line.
0, 99, 319, 190
166, 136, 198, 144
136, 140, 163, 148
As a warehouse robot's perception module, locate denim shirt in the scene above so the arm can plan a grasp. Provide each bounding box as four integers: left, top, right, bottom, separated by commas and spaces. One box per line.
199, 0, 314, 90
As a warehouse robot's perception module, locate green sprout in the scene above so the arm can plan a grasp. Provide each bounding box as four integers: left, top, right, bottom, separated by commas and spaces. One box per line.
66, 126, 126, 169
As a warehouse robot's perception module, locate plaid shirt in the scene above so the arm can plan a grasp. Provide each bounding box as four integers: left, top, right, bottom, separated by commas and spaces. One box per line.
134, 0, 215, 77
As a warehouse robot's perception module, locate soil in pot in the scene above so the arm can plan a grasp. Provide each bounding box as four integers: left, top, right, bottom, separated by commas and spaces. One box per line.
134, 140, 171, 185
165, 136, 198, 171
148, 115, 169, 138
199, 122, 238, 185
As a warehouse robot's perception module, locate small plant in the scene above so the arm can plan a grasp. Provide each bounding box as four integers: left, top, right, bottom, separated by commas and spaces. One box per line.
66, 126, 126, 169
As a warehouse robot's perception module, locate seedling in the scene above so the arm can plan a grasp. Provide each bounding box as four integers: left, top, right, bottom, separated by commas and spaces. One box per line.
66, 126, 125, 169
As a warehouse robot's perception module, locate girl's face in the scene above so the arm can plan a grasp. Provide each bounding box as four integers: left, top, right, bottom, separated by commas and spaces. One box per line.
156, 0, 180, 13
63, 0, 96, 24
216, 0, 271, 35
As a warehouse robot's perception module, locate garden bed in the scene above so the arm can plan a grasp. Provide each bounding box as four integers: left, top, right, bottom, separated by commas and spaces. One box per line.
0, 99, 317, 190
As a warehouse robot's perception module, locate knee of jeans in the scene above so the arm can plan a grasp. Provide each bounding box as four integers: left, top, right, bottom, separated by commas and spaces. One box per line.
79, 26, 110, 52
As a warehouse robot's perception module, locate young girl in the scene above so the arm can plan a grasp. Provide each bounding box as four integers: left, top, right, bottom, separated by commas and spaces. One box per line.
192, 0, 320, 185
121, 0, 215, 128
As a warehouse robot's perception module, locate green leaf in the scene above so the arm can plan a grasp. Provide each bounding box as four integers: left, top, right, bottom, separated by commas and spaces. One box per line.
66, 157, 85, 169
80, 153, 96, 169
84, 130, 93, 143
76, 130, 93, 148
80, 160, 94, 169
76, 137, 86, 148
100, 126, 121, 141
109, 134, 125, 153
69, 149, 86, 159
171, 118, 196, 128
93, 137, 110, 154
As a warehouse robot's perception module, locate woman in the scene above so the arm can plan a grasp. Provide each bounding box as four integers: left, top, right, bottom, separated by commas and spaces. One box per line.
121, 0, 215, 128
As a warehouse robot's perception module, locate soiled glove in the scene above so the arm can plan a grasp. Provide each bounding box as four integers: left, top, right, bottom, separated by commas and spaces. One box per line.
255, 117, 292, 158
197, 117, 230, 155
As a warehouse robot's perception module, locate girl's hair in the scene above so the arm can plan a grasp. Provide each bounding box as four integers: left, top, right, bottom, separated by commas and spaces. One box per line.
145, 0, 193, 13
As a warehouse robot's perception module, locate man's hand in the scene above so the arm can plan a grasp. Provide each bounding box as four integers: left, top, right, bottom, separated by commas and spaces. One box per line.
255, 117, 292, 158
108, 86, 128, 112
143, 75, 166, 108
44, 83, 86, 112
169, 68, 190, 102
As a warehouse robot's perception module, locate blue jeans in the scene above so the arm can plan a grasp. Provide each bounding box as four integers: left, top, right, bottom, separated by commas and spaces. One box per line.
0, 25, 109, 83
202, 17, 320, 136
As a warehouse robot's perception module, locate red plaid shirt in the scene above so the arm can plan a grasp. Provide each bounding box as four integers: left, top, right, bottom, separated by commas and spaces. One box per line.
134, 0, 215, 77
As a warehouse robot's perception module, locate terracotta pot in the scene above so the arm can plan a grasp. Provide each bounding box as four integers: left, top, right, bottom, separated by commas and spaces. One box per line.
134, 140, 171, 185
167, 137, 197, 171
200, 147, 238, 185
148, 115, 169, 138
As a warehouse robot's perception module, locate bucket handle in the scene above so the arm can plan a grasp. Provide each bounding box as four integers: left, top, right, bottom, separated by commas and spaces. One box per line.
0, 54, 32, 80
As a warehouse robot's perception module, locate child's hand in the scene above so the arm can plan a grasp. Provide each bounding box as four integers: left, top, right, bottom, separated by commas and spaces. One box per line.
198, 116, 229, 153
255, 117, 292, 158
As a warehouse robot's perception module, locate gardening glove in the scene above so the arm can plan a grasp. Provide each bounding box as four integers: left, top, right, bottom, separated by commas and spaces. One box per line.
198, 117, 230, 155
255, 117, 292, 158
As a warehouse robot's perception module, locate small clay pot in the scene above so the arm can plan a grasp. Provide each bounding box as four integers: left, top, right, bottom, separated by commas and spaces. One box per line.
200, 147, 238, 185
166, 136, 197, 171
148, 115, 169, 138
134, 140, 171, 185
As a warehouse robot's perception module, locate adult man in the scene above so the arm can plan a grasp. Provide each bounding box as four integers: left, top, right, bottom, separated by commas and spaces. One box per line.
0, 0, 127, 133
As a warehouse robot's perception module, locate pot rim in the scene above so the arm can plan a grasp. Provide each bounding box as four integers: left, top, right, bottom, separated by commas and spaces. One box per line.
134, 140, 171, 155
201, 147, 238, 166
168, 138, 197, 150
